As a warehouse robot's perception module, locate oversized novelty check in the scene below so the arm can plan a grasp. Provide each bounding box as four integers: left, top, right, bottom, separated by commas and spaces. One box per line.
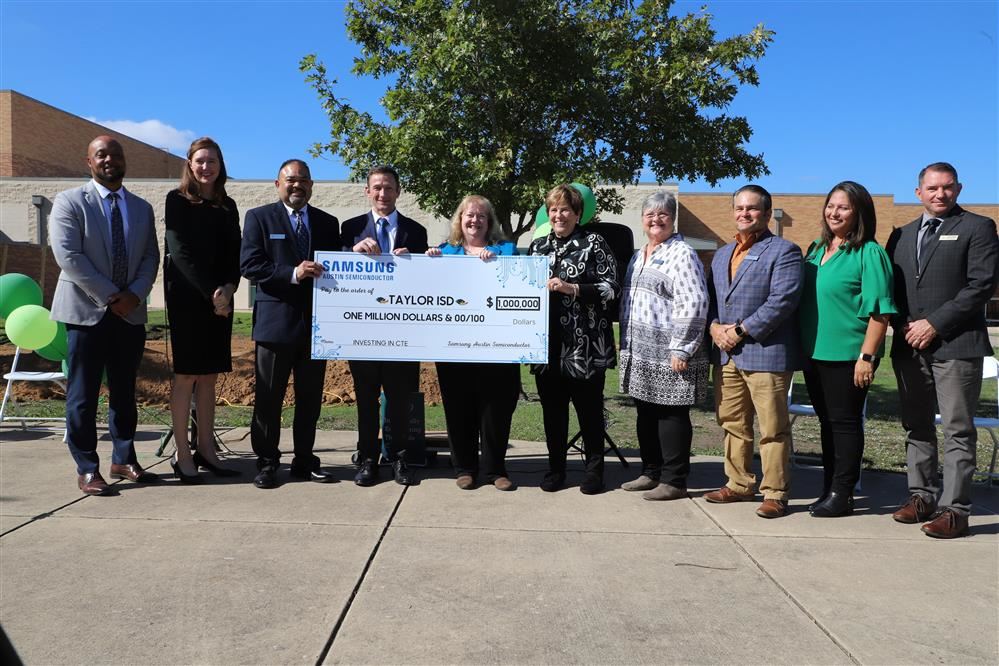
311, 251, 549, 363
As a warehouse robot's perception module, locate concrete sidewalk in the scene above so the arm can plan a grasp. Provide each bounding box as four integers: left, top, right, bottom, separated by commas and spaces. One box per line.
1, 427, 996, 665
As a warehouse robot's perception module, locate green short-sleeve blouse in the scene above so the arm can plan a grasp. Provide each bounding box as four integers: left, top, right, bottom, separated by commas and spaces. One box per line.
798, 239, 897, 361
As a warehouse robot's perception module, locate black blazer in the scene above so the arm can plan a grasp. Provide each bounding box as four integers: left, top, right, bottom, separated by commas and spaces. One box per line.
886, 205, 998, 360
340, 211, 429, 254
240, 201, 341, 344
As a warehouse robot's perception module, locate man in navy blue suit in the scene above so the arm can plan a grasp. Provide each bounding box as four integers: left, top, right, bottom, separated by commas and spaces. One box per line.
240, 159, 341, 488
341, 165, 429, 486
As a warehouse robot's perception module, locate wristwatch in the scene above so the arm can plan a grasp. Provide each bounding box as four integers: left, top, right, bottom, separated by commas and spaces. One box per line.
858, 353, 875, 363
733, 324, 746, 338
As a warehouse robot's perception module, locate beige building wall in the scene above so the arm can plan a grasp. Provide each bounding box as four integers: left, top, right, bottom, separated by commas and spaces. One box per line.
1, 175, 996, 312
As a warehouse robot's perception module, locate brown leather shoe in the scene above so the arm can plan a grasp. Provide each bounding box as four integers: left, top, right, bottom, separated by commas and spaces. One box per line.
493, 476, 516, 491
109, 463, 159, 483
455, 474, 476, 490
921, 509, 969, 539
892, 493, 935, 523
78, 472, 113, 496
756, 498, 787, 518
704, 486, 755, 503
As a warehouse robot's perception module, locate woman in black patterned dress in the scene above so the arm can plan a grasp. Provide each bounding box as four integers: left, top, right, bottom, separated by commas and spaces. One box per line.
528, 184, 619, 494
164, 137, 241, 482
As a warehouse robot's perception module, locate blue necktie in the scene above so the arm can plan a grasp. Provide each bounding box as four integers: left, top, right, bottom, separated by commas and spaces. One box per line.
377, 217, 391, 254
109, 192, 128, 289
294, 210, 310, 261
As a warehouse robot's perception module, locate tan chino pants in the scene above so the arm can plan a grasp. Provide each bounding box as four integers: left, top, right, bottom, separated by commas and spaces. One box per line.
714, 361, 792, 501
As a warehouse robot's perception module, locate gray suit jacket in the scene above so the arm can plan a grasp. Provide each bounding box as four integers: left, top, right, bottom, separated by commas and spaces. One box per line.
49, 181, 160, 326
886, 205, 998, 360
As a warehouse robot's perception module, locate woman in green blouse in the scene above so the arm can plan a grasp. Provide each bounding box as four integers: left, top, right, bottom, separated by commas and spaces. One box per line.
798, 181, 897, 517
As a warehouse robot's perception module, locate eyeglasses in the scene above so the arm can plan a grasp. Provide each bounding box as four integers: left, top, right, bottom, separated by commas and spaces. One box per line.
642, 211, 673, 220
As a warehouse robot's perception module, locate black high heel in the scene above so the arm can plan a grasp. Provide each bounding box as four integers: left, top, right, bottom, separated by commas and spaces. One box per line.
193, 450, 241, 477
171, 458, 205, 485
809, 491, 853, 517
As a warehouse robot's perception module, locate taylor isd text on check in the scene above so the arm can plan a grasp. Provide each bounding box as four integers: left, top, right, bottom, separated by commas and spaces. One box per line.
311, 251, 550, 364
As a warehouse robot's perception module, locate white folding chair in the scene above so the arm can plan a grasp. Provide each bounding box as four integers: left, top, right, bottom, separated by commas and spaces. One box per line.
934, 355, 999, 485
0, 347, 68, 440
787, 372, 865, 491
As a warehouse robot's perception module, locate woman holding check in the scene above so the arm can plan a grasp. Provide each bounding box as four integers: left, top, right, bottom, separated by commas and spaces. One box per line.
798, 181, 896, 517
427, 195, 520, 491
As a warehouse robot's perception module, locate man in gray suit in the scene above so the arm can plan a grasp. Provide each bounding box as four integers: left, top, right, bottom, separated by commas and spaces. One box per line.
49, 136, 160, 495
887, 162, 998, 538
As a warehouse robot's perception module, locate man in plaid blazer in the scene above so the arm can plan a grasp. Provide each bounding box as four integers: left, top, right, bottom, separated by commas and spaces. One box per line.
705, 185, 803, 519
887, 162, 999, 538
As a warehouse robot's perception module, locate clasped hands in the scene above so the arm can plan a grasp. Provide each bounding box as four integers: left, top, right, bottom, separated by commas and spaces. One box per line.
710, 322, 743, 352
546, 277, 578, 297
212, 283, 236, 318
901, 319, 937, 350
107, 290, 140, 318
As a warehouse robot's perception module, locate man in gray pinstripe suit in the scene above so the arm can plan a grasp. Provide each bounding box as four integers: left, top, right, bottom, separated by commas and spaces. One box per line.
887, 162, 998, 538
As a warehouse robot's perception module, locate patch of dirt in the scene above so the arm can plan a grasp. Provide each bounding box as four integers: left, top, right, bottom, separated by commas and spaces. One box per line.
0, 338, 443, 407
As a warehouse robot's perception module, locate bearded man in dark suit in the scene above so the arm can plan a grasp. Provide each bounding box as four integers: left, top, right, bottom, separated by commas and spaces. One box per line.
240, 159, 341, 489
340, 165, 428, 486
887, 162, 999, 538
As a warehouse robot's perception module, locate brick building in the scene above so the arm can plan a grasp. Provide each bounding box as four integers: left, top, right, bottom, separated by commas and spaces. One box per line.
0, 90, 185, 179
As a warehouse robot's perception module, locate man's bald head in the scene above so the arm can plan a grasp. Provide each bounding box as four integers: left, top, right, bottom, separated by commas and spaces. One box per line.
87, 135, 126, 189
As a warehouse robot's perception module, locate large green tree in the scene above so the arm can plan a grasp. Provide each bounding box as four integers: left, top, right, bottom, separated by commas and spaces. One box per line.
301, 0, 773, 241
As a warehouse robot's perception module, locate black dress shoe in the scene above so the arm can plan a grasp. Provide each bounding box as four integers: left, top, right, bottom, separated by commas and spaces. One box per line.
192, 451, 241, 478
580, 474, 604, 495
354, 459, 379, 486
392, 458, 415, 486
809, 491, 853, 517
170, 459, 205, 485
540, 472, 565, 492
290, 467, 337, 483
253, 467, 279, 489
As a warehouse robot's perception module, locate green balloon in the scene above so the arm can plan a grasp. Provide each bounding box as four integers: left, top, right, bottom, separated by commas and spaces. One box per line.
533, 222, 552, 240
35, 321, 68, 362
570, 183, 597, 225
534, 203, 549, 227
0, 273, 43, 319
4, 304, 57, 351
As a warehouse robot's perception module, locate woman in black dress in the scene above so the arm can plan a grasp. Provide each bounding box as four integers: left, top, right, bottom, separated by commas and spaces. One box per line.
164, 137, 241, 482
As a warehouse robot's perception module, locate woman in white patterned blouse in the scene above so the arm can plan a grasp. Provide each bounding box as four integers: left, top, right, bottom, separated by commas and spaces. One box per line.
618, 191, 709, 500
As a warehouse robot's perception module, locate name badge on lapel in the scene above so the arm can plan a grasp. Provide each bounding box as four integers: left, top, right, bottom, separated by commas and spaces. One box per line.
939, 235, 959, 241
745, 255, 760, 262
269, 233, 286, 240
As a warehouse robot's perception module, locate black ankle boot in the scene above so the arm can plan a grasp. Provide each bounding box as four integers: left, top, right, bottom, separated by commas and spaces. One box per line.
808, 489, 831, 512
809, 491, 854, 517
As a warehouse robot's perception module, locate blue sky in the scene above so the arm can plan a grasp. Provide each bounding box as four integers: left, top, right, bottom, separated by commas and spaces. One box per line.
1, 0, 996, 203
